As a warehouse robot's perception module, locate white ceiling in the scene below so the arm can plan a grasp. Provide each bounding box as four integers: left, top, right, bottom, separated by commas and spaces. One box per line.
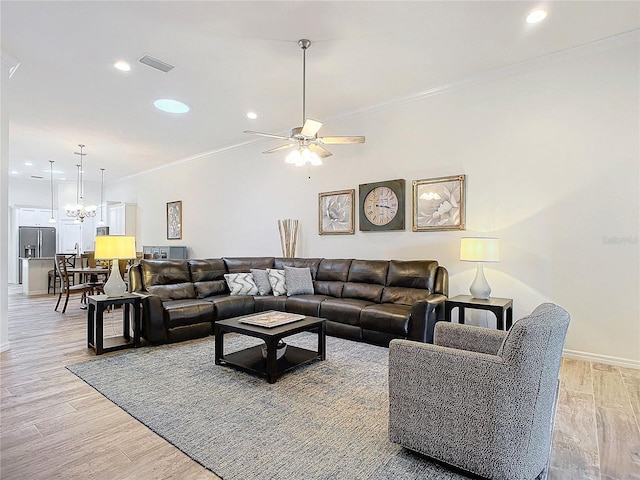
3, 1, 639, 184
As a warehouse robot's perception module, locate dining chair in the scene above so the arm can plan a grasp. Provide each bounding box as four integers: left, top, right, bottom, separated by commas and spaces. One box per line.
54, 254, 102, 313
48, 254, 76, 294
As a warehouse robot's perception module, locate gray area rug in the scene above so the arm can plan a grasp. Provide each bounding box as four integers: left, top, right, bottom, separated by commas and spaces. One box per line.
67, 333, 476, 480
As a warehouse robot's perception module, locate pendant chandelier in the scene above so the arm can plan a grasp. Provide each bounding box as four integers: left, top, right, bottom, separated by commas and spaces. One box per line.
97, 167, 106, 226
65, 144, 97, 223
48, 160, 56, 224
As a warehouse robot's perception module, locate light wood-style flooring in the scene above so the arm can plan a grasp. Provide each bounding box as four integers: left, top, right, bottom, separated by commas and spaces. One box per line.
1, 286, 639, 479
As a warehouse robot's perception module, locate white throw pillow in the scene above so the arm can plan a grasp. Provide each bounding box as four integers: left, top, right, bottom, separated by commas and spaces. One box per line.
266, 268, 287, 296
250, 269, 272, 296
224, 273, 259, 296
284, 266, 314, 296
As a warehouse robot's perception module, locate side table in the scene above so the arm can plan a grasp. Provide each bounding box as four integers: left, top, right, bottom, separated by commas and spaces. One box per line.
444, 294, 513, 330
87, 294, 142, 355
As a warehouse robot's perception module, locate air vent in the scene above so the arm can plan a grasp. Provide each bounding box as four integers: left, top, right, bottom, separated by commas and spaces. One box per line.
31, 175, 44, 179
139, 54, 174, 73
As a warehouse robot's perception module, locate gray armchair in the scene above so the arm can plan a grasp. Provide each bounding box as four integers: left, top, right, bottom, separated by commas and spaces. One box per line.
388, 303, 570, 480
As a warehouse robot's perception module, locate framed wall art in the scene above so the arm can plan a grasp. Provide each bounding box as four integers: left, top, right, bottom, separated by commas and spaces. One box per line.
318, 189, 355, 235
412, 175, 466, 231
359, 179, 405, 231
166, 200, 183, 240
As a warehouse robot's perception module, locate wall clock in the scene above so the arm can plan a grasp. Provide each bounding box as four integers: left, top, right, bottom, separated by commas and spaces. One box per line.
359, 179, 405, 231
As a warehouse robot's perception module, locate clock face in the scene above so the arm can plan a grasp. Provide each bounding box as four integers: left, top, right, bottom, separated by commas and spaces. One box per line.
358, 179, 406, 231
364, 187, 399, 226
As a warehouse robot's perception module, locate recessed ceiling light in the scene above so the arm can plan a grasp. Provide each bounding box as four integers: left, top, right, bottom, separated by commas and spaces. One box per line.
527, 8, 548, 24
114, 60, 131, 72
11, 171, 19, 175
153, 98, 190, 114
24, 161, 32, 166
247, 112, 258, 120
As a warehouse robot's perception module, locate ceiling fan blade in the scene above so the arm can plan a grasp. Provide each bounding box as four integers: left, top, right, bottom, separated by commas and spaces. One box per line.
309, 143, 333, 158
300, 119, 323, 137
263, 144, 295, 154
244, 130, 291, 140
318, 136, 366, 145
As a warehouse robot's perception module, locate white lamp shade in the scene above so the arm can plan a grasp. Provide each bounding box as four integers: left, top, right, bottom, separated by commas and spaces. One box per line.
94, 235, 136, 260
460, 237, 500, 262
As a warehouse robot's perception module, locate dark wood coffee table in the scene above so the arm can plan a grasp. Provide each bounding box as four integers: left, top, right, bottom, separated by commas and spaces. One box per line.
214, 313, 326, 383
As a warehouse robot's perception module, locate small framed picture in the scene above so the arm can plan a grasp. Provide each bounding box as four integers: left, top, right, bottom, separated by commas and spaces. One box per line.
412, 175, 466, 231
167, 201, 182, 240
318, 189, 355, 235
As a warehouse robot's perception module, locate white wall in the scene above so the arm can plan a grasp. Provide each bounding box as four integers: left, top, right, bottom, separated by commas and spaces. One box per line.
114, 36, 639, 366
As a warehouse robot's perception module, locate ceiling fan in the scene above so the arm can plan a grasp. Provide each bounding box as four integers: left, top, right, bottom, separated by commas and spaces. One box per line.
244, 39, 365, 166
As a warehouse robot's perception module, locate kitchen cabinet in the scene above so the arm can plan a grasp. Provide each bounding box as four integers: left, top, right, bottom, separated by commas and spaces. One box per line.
107, 203, 136, 236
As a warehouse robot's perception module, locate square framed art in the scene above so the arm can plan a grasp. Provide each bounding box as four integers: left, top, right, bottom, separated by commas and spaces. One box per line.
166, 200, 182, 240
412, 175, 465, 231
318, 189, 355, 235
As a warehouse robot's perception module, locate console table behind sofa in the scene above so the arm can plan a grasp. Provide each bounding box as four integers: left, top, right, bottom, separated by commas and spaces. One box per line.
129, 257, 448, 347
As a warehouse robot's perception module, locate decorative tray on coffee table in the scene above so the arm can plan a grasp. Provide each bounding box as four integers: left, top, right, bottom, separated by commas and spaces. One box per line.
239, 311, 306, 328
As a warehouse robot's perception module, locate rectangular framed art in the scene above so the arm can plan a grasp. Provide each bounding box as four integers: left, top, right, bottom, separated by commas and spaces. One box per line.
318, 189, 355, 235
166, 200, 183, 240
412, 175, 466, 231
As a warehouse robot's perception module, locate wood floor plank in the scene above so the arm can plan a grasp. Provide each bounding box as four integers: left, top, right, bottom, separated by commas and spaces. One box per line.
560, 357, 594, 394
593, 368, 634, 411
596, 406, 640, 479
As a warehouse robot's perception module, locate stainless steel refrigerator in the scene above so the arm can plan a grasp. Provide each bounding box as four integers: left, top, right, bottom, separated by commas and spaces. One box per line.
18, 226, 56, 283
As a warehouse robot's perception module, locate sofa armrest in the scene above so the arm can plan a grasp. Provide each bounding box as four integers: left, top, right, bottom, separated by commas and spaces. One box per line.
137, 292, 169, 344
434, 322, 507, 355
407, 293, 447, 343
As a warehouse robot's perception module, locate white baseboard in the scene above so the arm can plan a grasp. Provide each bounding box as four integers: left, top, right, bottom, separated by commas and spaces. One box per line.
0, 341, 11, 353
563, 349, 640, 370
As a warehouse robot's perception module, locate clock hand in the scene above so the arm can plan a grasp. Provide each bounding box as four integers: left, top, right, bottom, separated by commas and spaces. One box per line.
375, 204, 391, 209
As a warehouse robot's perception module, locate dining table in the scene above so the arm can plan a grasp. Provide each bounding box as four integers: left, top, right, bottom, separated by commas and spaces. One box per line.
66, 266, 109, 309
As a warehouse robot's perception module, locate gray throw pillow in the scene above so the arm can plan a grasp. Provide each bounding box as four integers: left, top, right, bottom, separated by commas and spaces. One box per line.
266, 268, 287, 296
250, 269, 272, 296
284, 266, 314, 296
224, 273, 259, 296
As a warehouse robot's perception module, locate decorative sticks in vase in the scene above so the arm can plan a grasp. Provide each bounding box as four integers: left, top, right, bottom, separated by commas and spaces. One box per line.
278, 219, 299, 258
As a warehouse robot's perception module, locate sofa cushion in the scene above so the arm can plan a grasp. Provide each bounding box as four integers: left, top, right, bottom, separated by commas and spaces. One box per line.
194, 280, 227, 299
381, 286, 431, 306
284, 266, 314, 295
162, 299, 215, 329
141, 259, 190, 288
320, 298, 374, 326
347, 259, 389, 285
313, 280, 344, 298
224, 273, 259, 296
267, 269, 287, 296
223, 257, 274, 273
147, 282, 196, 301
204, 295, 255, 320
387, 260, 438, 291
250, 269, 272, 296
342, 282, 384, 303
188, 258, 227, 282
360, 303, 412, 336
316, 259, 352, 281
275, 258, 323, 279
254, 295, 287, 312
285, 294, 331, 317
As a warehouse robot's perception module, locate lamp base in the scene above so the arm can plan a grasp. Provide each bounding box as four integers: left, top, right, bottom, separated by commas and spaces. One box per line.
103, 260, 126, 297
469, 263, 491, 300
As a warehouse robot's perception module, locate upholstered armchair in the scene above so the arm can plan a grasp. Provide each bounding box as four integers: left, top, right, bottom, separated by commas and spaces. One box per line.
388, 303, 570, 480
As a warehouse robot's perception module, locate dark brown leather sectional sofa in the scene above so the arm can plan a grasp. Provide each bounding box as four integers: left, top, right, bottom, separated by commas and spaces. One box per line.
129, 257, 449, 347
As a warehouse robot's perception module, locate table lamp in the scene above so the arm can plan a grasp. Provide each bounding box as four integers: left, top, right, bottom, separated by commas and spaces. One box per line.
94, 235, 136, 297
460, 237, 500, 300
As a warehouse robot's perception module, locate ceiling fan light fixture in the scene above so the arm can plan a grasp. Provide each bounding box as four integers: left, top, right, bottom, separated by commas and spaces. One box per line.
285, 147, 322, 167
